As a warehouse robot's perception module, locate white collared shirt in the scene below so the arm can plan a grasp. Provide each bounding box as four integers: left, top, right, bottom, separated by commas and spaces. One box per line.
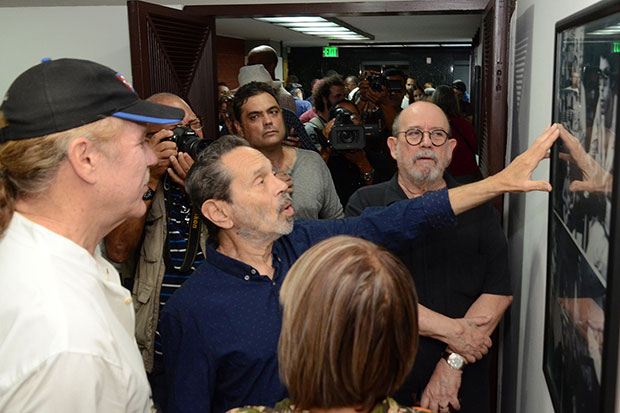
0, 213, 153, 412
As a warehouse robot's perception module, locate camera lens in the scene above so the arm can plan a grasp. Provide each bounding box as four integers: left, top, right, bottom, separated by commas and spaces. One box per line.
171, 126, 209, 159
338, 130, 354, 144
185, 139, 210, 159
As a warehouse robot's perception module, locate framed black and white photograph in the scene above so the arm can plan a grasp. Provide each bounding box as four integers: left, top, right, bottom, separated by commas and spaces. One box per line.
544, 1, 620, 412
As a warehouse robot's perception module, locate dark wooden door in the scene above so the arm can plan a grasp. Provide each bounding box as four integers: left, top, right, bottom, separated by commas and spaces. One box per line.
479, 0, 516, 212
127, 1, 218, 141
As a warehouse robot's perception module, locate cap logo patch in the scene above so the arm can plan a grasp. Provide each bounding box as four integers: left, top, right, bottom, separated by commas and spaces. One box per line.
115, 73, 135, 92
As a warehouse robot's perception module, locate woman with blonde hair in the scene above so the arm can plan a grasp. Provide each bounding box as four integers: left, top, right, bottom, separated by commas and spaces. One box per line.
230, 235, 428, 413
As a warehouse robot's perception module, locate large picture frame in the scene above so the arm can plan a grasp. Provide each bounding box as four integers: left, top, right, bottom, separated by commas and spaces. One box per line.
544, 1, 620, 412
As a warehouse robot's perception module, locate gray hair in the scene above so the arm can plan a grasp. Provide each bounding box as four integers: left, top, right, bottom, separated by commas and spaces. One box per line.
185, 135, 251, 237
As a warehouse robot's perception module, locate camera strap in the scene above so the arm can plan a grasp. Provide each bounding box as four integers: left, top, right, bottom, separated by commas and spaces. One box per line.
163, 175, 202, 274
177, 211, 202, 273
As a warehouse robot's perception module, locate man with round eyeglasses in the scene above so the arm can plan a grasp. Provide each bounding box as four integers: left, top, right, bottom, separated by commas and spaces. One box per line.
391, 106, 455, 187
346, 101, 512, 413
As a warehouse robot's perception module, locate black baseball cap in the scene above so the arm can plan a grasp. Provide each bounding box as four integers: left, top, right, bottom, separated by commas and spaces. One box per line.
0, 58, 185, 142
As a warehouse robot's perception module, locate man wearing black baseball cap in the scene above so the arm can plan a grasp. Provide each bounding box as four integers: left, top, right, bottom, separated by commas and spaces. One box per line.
0, 58, 184, 412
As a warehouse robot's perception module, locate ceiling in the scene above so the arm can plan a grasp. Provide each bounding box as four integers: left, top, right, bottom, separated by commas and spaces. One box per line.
216, 14, 483, 47
0, 0, 482, 48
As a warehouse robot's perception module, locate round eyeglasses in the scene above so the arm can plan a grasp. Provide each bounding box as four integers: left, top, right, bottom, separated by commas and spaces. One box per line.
397, 128, 450, 146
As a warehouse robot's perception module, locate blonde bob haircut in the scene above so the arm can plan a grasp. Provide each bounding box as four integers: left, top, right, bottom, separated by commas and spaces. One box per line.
279, 235, 419, 411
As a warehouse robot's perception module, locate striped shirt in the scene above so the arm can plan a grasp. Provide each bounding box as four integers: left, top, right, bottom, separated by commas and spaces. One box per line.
153, 182, 205, 362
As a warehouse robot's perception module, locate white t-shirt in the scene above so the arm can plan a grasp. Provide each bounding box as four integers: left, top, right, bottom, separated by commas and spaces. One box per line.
0, 213, 153, 412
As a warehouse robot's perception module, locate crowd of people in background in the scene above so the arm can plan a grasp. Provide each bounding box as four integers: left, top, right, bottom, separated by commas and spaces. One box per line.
217, 55, 480, 198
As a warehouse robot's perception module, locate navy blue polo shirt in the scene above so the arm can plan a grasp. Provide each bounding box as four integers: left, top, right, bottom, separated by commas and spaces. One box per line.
159, 188, 456, 413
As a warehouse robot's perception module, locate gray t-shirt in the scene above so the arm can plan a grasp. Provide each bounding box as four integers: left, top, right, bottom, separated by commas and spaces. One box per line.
288, 148, 344, 220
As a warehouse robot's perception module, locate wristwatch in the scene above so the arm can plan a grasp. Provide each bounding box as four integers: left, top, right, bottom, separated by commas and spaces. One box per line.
361, 168, 375, 182
142, 187, 156, 201
442, 351, 465, 371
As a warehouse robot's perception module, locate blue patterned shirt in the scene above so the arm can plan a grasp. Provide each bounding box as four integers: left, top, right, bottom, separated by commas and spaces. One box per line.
159, 188, 456, 413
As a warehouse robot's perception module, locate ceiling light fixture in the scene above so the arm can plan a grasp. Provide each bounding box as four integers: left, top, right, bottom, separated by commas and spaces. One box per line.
276, 22, 339, 28
590, 29, 620, 35
256, 17, 327, 23
255, 16, 374, 41
290, 27, 351, 33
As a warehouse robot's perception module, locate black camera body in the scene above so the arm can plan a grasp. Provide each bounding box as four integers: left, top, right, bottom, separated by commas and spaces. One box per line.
329, 107, 366, 151
368, 73, 387, 93
165, 126, 209, 159
367, 73, 404, 93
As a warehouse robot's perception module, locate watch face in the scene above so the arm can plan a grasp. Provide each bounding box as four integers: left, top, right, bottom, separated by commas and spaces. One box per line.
448, 353, 465, 370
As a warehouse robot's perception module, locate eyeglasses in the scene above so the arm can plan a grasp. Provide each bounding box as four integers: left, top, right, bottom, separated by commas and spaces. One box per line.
397, 128, 450, 146
182, 118, 203, 131
162, 118, 203, 132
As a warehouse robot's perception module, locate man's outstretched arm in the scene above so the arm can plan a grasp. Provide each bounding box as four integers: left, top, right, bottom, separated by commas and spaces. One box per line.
448, 124, 559, 216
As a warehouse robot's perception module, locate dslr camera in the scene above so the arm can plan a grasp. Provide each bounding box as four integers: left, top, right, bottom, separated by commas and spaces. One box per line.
329, 107, 366, 151
367, 72, 404, 93
164, 126, 209, 159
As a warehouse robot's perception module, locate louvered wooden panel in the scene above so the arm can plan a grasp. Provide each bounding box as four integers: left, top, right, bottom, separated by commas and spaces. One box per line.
146, 23, 181, 96
187, 28, 216, 127
479, 9, 494, 178
147, 14, 210, 94
128, 1, 218, 141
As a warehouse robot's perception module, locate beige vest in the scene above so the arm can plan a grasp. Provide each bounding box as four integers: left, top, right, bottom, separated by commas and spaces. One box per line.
132, 183, 208, 372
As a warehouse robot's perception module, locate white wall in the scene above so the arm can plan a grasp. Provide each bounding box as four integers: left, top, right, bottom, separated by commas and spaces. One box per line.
0, 1, 377, 95
503, 0, 600, 411
0, 6, 131, 95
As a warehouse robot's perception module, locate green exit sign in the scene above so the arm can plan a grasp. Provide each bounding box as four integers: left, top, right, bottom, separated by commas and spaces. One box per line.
322, 46, 339, 58
614, 42, 620, 53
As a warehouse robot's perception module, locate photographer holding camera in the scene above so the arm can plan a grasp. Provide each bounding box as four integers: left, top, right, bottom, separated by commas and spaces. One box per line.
354, 69, 407, 178
104, 92, 209, 410
304, 75, 346, 148
357, 68, 406, 135
320, 99, 392, 205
